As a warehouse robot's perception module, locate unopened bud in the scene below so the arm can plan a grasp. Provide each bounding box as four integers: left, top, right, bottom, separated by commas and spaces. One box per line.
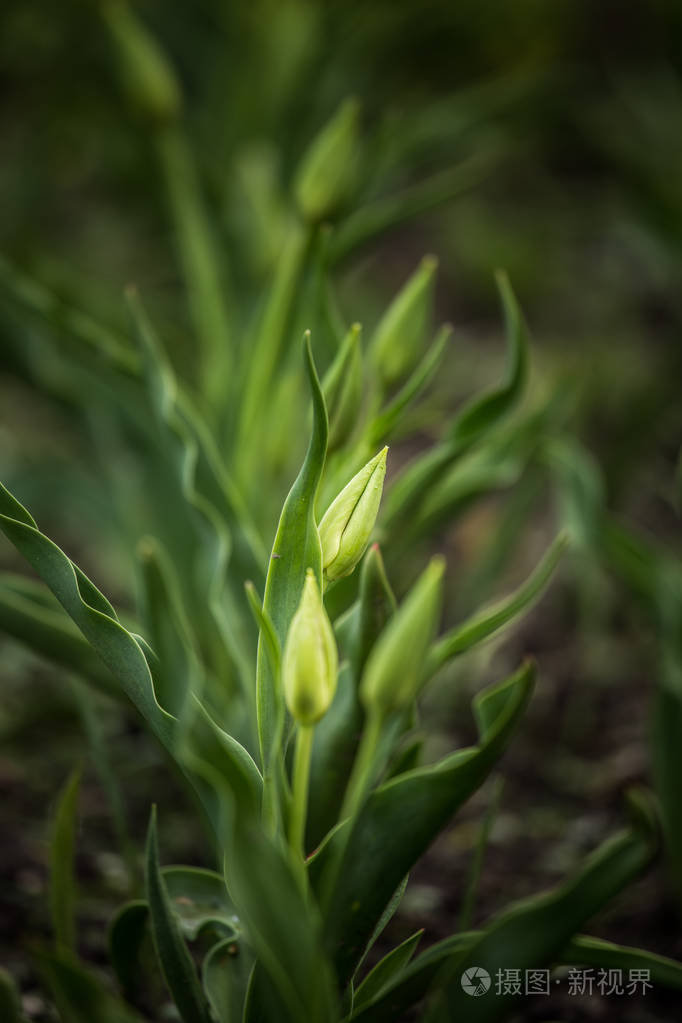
103, 2, 182, 123
294, 98, 360, 223
322, 323, 363, 452
360, 556, 445, 712
369, 256, 437, 389
283, 570, 338, 725
319, 447, 388, 581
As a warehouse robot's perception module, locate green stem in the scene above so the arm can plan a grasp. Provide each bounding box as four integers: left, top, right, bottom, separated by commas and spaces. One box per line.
340, 708, 385, 821
289, 724, 315, 865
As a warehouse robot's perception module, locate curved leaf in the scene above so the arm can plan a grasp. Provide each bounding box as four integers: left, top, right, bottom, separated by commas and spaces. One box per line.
318, 661, 535, 985
203, 936, 255, 1023
0, 572, 118, 696
0, 480, 175, 751
353, 929, 423, 1012
383, 271, 529, 530
256, 334, 328, 768
145, 809, 212, 1023
425, 790, 658, 1022
425, 531, 568, 678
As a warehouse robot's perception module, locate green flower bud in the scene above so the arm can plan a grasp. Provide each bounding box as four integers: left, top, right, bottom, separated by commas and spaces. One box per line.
369, 255, 437, 390
294, 98, 360, 223
322, 323, 363, 453
103, 2, 182, 123
283, 570, 338, 726
360, 556, 444, 713
319, 447, 388, 581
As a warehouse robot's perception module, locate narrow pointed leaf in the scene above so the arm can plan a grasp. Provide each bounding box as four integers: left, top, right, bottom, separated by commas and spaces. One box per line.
366, 324, 452, 446
256, 334, 328, 765
49, 769, 81, 953
383, 271, 528, 529
0, 573, 118, 695
307, 546, 396, 846
0, 480, 175, 750
318, 661, 535, 984
425, 790, 658, 1022
34, 947, 146, 1023
354, 930, 423, 1011
145, 809, 212, 1023
425, 532, 569, 678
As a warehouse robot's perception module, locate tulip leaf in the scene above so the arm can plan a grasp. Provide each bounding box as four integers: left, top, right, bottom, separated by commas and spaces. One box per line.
366, 324, 451, 446
308, 546, 396, 847
383, 271, 528, 530
34, 946, 146, 1023
318, 661, 535, 985
145, 809, 212, 1023
256, 334, 328, 767
424, 790, 658, 1022
353, 929, 423, 1012
108, 900, 150, 997
109, 867, 239, 998
49, 769, 81, 953
225, 817, 339, 1023
203, 936, 256, 1023
425, 531, 568, 678
562, 934, 682, 991
0, 572, 118, 696
0, 480, 176, 751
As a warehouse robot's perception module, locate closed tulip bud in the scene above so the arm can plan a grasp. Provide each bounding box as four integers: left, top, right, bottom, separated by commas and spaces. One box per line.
322, 323, 363, 452
283, 570, 338, 726
294, 98, 360, 223
360, 556, 445, 713
369, 256, 437, 390
103, 2, 182, 123
319, 447, 388, 581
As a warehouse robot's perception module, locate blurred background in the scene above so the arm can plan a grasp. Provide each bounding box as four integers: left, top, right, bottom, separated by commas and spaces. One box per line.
1, 1, 681, 1020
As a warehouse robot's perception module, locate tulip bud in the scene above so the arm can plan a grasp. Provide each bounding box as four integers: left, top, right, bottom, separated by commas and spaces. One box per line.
294, 98, 360, 223
322, 323, 363, 452
360, 556, 444, 713
103, 2, 182, 123
319, 447, 388, 581
283, 570, 338, 726
369, 256, 437, 390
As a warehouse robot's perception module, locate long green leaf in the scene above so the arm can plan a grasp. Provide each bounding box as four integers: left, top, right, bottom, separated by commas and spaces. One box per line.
562, 935, 682, 991
382, 270, 528, 530
109, 866, 239, 997
145, 808, 212, 1023
34, 947, 146, 1023
425, 532, 568, 678
425, 790, 658, 1022
0, 480, 175, 751
308, 545, 396, 847
353, 929, 423, 1011
0, 573, 117, 695
49, 769, 81, 953
318, 661, 535, 985
256, 333, 328, 768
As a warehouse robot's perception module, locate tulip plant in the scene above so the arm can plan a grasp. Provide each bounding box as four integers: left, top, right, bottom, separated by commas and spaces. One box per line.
1, 6, 682, 1022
